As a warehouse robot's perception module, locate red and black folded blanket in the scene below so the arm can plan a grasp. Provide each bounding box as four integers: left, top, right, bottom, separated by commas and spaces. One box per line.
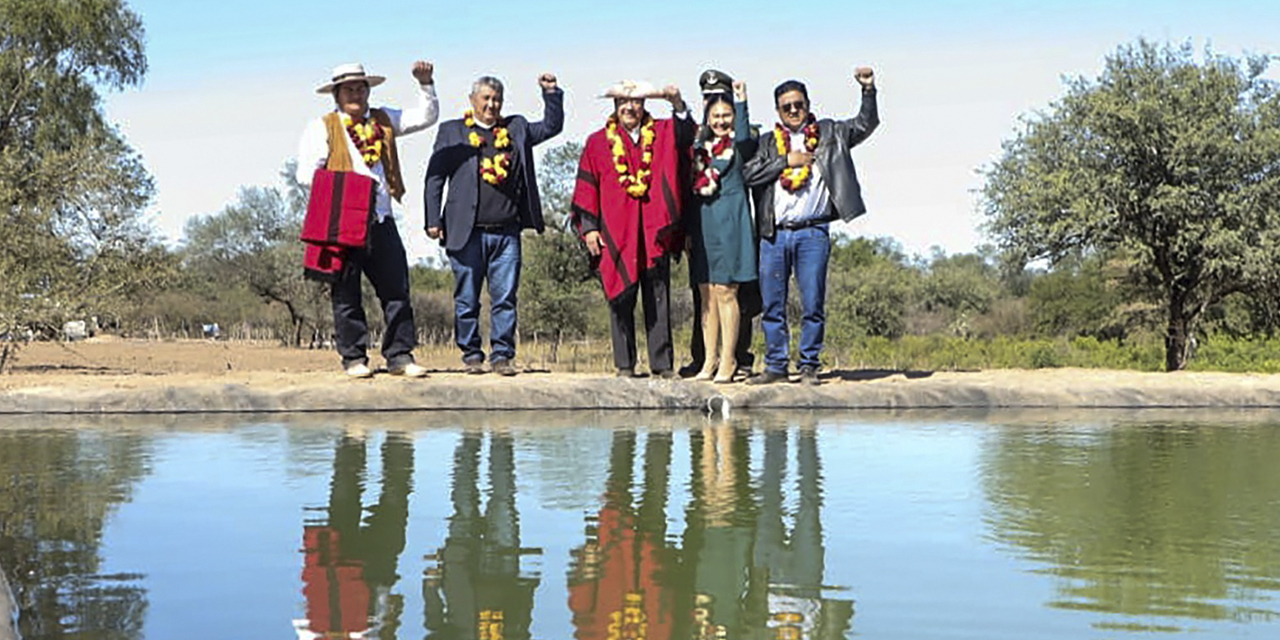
300, 169, 375, 281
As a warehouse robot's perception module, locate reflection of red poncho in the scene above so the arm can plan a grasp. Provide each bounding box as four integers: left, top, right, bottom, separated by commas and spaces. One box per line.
567, 505, 676, 640
572, 118, 685, 302
301, 525, 370, 635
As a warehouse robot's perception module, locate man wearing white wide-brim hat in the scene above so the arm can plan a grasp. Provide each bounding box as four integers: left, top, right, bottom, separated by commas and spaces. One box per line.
297, 61, 440, 379
570, 79, 694, 378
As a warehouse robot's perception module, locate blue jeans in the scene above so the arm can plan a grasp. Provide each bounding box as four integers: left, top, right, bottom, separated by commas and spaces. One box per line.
759, 224, 830, 374
447, 228, 521, 363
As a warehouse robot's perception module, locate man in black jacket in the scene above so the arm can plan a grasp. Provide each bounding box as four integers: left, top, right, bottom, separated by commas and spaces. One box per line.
743, 68, 879, 385
425, 74, 564, 376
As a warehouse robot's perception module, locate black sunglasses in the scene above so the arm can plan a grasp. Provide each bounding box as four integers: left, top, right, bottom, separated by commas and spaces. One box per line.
778, 100, 807, 113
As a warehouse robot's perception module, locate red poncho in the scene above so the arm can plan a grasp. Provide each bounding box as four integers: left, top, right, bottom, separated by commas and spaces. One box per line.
572, 117, 686, 302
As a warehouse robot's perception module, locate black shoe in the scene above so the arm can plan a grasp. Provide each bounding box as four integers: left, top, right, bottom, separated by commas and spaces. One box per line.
734, 365, 754, 380
653, 369, 678, 380
464, 359, 486, 375
747, 370, 790, 385
678, 362, 703, 379
492, 359, 518, 377
799, 365, 821, 386
616, 367, 639, 378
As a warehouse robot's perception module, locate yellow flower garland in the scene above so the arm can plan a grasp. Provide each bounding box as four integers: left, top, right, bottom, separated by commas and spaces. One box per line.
775, 119, 820, 192
606, 115, 656, 198
342, 115, 385, 167
465, 110, 513, 186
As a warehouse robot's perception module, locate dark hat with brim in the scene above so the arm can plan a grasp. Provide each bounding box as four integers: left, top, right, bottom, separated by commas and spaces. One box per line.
699, 69, 733, 97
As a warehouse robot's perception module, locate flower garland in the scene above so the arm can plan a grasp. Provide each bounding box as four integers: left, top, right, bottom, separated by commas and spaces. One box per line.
775, 116, 820, 192
465, 109, 513, 186
691, 135, 735, 197
605, 114, 656, 198
342, 115, 385, 167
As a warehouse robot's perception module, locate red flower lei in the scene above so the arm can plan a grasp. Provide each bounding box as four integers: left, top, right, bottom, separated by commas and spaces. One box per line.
343, 115, 385, 167
691, 135, 735, 197
465, 110, 513, 186
776, 117, 819, 192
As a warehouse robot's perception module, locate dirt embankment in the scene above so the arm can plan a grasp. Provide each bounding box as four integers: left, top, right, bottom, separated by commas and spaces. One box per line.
5, 339, 1280, 414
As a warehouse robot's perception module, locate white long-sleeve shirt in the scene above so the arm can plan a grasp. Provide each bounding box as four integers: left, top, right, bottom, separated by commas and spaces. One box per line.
296, 83, 439, 222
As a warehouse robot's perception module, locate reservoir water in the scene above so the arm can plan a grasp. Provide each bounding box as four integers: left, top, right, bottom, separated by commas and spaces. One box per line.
0, 410, 1277, 639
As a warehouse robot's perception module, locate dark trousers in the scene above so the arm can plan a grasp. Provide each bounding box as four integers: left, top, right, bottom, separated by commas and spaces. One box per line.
686, 280, 759, 370
608, 258, 673, 372
331, 218, 416, 368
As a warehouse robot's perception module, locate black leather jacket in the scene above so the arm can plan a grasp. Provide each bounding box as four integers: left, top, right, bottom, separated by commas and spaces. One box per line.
742, 88, 879, 240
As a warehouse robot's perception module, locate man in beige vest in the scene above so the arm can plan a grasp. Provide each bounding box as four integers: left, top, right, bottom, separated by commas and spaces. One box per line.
297, 61, 439, 378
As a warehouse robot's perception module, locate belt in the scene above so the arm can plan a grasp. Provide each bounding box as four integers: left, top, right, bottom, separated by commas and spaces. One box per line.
777, 218, 830, 231
474, 221, 519, 233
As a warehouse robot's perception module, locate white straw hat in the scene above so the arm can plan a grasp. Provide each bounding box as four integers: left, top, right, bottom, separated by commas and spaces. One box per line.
315, 63, 386, 94
599, 79, 663, 99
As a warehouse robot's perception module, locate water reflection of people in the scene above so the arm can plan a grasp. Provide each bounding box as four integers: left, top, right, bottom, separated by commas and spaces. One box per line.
568, 430, 682, 640
424, 431, 539, 640
683, 424, 756, 639
297, 431, 413, 639
748, 425, 853, 640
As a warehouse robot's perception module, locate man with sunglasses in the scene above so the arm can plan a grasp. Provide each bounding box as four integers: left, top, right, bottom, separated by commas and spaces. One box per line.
743, 67, 879, 385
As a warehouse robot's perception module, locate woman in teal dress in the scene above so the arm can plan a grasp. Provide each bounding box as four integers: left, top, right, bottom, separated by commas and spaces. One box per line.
689, 70, 758, 383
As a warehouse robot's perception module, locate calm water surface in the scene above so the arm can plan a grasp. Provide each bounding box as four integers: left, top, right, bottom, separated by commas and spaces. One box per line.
1, 410, 1278, 639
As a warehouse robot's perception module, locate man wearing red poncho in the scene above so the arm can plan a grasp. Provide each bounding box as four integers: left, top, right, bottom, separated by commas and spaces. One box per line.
572, 81, 695, 378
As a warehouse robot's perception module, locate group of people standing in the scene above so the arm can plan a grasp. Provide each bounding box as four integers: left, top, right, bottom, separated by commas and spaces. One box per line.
297, 60, 879, 385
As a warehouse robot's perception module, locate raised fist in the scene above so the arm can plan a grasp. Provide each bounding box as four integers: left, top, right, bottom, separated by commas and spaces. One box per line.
854, 66, 875, 88
412, 61, 434, 85
538, 73, 558, 92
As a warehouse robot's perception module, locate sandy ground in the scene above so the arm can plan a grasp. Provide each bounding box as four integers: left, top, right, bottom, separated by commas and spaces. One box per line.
6, 338, 1280, 414
4, 337, 342, 377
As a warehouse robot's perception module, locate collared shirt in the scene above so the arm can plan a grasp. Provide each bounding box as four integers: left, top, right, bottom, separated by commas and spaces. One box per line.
296, 83, 439, 222
773, 126, 830, 227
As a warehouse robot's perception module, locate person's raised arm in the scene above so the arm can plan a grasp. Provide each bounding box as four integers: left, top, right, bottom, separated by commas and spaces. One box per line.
839, 66, 879, 148
527, 73, 564, 146
663, 84, 696, 149
391, 60, 440, 136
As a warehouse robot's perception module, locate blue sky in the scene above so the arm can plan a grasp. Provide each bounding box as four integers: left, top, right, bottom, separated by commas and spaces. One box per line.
103, 0, 1280, 264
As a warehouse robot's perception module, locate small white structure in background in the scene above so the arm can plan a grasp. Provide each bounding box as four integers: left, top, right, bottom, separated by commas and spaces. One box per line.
202, 323, 221, 340
62, 320, 88, 341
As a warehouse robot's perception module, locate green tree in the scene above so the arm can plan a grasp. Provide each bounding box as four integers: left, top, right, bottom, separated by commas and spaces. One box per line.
182, 166, 329, 346
1026, 254, 1127, 338
826, 237, 920, 341
919, 251, 1002, 336
0, 0, 170, 361
520, 142, 595, 359
982, 40, 1280, 370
